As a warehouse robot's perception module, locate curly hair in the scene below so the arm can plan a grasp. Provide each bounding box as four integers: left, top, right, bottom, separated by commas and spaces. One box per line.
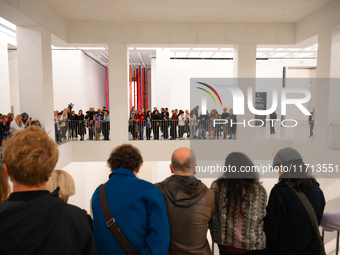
107, 144, 143, 172
0, 165, 10, 202
215, 152, 261, 217
2, 126, 59, 186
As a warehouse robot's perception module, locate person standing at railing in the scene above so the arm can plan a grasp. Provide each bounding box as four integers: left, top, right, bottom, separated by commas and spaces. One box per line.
161, 111, 169, 139
77, 110, 85, 141
102, 110, 110, 140
69, 111, 77, 140
93, 112, 101, 141
228, 108, 237, 139
178, 110, 186, 139
10, 115, 25, 136
145, 110, 152, 140
189, 110, 197, 139
136, 110, 145, 140
152, 110, 161, 140
221, 108, 229, 139
0, 115, 12, 146
184, 110, 190, 138
170, 110, 178, 140
209, 109, 218, 139
270, 111, 277, 134
129, 113, 138, 140
309, 108, 315, 137
6, 113, 13, 127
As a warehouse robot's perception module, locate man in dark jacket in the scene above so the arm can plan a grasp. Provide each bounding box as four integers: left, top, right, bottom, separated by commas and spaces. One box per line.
0, 126, 98, 255
155, 148, 214, 255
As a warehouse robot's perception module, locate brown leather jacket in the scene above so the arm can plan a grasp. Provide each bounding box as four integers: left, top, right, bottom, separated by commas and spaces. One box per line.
155, 175, 214, 255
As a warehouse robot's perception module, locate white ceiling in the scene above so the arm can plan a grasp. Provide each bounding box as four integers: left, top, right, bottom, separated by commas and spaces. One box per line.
42, 0, 333, 23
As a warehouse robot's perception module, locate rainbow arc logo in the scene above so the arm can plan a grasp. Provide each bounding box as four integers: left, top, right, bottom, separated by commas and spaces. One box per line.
196, 82, 223, 106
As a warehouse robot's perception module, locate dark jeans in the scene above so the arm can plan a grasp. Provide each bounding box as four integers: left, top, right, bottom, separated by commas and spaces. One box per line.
146, 128, 151, 140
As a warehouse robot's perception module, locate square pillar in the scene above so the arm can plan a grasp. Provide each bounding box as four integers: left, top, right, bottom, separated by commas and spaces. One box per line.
16, 25, 54, 138
108, 44, 129, 142
314, 29, 333, 149
233, 44, 257, 140
0, 39, 11, 114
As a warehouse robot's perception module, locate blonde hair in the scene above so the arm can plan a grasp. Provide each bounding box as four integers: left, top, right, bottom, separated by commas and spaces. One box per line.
2, 126, 59, 186
97, 108, 101, 112
229, 108, 233, 115
13, 115, 22, 125
0, 166, 10, 202
46, 170, 75, 199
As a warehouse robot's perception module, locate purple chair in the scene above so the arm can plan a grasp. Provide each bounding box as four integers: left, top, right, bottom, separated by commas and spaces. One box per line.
321, 212, 340, 254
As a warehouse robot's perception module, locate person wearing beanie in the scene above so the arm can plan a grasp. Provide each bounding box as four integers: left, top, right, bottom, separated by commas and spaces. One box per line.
264, 147, 325, 255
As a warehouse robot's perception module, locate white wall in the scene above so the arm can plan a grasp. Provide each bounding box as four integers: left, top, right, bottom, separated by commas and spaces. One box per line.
329, 29, 340, 124
8, 50, 20, 114
52, 50, 106, 112
0, 40, 11, 114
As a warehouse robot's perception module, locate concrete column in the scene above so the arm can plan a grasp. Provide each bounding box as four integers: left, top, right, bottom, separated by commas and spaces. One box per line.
108, 44, 129, 142
151, 49, 171, 109
233, 44, 257, 140
0, 39, 11, 114
314, 29, 333, 149
16, 25, 55, 138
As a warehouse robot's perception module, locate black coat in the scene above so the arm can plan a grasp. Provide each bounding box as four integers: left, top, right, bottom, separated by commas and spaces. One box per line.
0, 190, 98, 255
264, 180, 325, 255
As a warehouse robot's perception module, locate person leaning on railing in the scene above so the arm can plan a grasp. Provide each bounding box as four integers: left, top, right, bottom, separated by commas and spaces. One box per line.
102, 110, 110, 140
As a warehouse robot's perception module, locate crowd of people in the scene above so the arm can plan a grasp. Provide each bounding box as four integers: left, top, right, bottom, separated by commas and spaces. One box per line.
54, 106, 110, 142
129, 106, 238, 140
0, 112, 40, 147
0, 126, 326, 255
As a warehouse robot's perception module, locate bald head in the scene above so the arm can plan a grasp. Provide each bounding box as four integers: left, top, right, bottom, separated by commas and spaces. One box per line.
171, 148, 197, 175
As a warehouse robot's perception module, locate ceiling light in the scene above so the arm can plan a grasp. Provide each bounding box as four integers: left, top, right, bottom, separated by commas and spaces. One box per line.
168, 48, 191, 50
257, 48, 275, 51
78, 47, 106, 50
0, 25, 16, 38
100, 52, 108, 60
51, 46, 77, 50
136, 47, 160, 50
256, 53, 265, 58
220, 48, 234, 51
0, 17, 16, 31
275, 48, 302, 51
193, 48, 218, 50
199, 52, 214, 58
292, 53, 315, 58
270, 53, 289, 58
175, 52, 188, 57
212, 52, 226, 58
223, 53, 233, 58
129, 47, 134, 50
188, 52, 201, 57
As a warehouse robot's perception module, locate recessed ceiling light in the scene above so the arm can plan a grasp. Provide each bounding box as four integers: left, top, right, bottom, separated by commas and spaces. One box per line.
292, 53, 315, 58
257, 48, 275, 51
0, 17, 16, 31
175, 52, 188, 57
212, 52, 226, 58
168, 48, 191, 50
223, 53, 233, 58
136, 47, 160, 50
78, 47, 106, 50
270, 53, 289, 58
188, 52, 201, 57
193, 48, 218, 50
220, 48, 234, 51
199, 52, 214, 58
275, 48, 302, 51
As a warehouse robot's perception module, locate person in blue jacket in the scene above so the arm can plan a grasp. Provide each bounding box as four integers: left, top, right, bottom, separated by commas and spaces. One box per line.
91, 144, 170, 255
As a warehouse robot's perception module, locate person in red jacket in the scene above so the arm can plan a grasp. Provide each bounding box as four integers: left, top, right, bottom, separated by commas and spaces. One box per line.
136, 110, 145, 140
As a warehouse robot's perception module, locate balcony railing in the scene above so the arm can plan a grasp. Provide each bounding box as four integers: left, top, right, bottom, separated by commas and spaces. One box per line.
255, 121, 293, 140
291, 120, 314, 144
55, 120, 110, 142
330, 124, 340, 152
